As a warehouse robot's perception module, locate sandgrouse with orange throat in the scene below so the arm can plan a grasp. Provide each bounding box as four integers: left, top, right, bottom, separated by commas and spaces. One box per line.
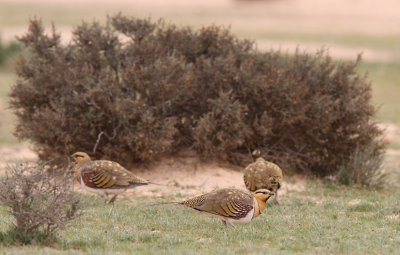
166, 188, 274, 227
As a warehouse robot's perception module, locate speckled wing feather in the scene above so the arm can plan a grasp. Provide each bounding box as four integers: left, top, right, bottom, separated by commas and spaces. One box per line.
181, 189, 254, 219
79, 160, 149, 189
181, 194, 208, 208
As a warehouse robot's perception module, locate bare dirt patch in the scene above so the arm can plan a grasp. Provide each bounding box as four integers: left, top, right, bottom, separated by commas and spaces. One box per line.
74, 152, 306, 201
386, 213, 400, 220
379, 123, 400, 145
0, 143, 36, 170
0, 143, 306, 200
348, 199, 362, 206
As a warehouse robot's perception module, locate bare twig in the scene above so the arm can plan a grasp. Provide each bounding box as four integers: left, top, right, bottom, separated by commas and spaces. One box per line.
199, 177, 209, 188
92, 131, 104, 154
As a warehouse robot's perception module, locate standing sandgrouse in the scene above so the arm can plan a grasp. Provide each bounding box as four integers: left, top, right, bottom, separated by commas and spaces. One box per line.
166, 188, 274, 227
71, 152, 150, 205
243, 157, 283, 203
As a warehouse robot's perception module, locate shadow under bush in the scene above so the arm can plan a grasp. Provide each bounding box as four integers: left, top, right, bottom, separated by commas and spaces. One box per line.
9, 14, 385, 180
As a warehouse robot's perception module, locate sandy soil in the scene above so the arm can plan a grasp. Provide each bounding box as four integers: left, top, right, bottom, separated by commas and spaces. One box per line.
0, 143, 307, 201
380, 123, 400, 144
0, 143, 36, 168
130, 154, 305, 198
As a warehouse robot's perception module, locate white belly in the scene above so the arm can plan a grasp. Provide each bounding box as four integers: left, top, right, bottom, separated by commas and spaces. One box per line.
214, 208, 255, 224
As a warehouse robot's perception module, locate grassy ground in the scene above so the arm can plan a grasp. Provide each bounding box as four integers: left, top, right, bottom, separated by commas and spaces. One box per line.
359, 62, 400, 125
1, 172, 400, 255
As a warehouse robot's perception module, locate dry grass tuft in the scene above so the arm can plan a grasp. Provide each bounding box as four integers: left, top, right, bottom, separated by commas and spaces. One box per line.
0, 161, 81, 244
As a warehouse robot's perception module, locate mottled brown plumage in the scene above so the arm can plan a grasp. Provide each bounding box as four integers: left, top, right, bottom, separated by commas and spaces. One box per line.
243, 157, 283, 203
71, 152, 149, 205
177, 188, 274, 226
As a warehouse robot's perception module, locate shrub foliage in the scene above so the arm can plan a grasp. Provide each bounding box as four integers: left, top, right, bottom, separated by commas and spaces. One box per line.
0, 162, 81, 243
9, 15, 384, 178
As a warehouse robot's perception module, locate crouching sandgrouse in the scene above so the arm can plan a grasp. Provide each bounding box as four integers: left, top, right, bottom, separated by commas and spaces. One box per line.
243, 157, 283, 203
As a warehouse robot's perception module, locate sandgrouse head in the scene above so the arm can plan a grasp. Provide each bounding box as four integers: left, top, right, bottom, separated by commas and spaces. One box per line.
71, 152, 91, 164
253, 188, 274, 202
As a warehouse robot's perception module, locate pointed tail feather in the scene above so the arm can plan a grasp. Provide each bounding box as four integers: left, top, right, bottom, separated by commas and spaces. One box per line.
147, 201, 181, 206
148, 181, 169, 186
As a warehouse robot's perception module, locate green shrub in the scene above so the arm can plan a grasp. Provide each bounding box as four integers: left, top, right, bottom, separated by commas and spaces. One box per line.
9, 15, 385, 179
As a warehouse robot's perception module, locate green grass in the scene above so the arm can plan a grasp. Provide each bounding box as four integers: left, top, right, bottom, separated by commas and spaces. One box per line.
0, 41, 20, 66
1, 172, 400, 255
358, 62, 400, 125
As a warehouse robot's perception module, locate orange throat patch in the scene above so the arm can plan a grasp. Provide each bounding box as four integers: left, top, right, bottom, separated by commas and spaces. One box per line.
252, 197, 266, 219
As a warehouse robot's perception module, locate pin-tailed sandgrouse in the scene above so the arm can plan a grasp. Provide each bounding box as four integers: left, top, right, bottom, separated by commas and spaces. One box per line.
166, 188, 274, 227
71, 152, 150, 204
